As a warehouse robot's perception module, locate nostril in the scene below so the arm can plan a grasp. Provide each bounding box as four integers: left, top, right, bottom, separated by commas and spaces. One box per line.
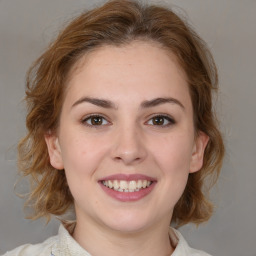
113, 152, 143, 165
111, 134, 147, 165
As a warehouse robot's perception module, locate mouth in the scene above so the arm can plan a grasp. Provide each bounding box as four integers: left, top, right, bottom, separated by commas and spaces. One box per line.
101, 180, 153, 192
99, 174, 156, 202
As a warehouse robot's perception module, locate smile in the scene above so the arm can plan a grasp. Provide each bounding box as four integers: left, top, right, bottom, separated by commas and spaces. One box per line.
99, 174, 156, 202
102, 180, 152, 192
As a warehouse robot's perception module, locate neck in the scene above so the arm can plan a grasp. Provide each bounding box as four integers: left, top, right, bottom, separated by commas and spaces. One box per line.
73, 217, 174, 256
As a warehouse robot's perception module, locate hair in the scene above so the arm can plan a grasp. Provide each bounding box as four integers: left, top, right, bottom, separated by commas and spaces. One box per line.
18, 0, 224, 227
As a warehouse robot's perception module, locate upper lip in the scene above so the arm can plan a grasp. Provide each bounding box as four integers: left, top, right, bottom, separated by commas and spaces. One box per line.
99, 174, 157, 182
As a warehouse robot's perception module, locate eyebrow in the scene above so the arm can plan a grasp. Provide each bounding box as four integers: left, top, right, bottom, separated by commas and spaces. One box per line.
72, 96, 185, 110
141, 97, 185, 109
72, 97, 117, 109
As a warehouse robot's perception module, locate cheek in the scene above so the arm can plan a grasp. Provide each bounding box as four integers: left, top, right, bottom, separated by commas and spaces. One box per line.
60, 137, 103, 203
59, 132, 110, 180
151, 133, 193, 204
152, 133, 194, 174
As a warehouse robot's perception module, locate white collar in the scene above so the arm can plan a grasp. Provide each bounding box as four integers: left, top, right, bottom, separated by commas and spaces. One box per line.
50, 222, 208, 256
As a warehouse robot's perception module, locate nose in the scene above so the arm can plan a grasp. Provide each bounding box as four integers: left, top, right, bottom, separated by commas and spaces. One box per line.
111, 124, 147, 165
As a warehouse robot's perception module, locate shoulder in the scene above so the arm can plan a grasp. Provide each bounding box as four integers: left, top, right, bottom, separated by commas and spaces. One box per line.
1, 235, 58, 256
2, 222, 89, 256
171, 228, 212, 256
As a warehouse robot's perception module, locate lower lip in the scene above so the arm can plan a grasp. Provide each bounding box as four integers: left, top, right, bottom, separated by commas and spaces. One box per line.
99, 182, 156, 202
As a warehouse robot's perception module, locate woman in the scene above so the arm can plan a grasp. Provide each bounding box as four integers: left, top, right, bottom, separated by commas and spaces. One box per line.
3, 0, 224, 255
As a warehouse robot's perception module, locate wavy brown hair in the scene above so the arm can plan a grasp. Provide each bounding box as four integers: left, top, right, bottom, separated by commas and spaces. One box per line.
18, 0, 224, 226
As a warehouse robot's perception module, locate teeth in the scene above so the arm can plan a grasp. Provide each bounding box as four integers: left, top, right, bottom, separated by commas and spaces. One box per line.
102, 180, 152, 192
113, 180, 119, 190
129, 181, 136, 191
108, 180, 113, 189
120, 180, 128, 190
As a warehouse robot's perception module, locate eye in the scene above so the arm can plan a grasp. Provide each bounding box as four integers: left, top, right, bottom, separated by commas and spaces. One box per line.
82, 115, 109, 127
146, 115, 175, 127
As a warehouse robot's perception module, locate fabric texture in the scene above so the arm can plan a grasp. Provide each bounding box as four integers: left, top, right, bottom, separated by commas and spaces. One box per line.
2, 224, 212, 256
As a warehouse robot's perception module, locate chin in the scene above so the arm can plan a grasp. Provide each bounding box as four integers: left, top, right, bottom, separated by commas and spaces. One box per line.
100, 210, 156, 234
108, 222, 149, 234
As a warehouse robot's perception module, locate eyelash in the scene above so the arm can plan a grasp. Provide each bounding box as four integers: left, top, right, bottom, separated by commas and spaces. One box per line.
81, 114, 176, 128
146, 114, 176, 127
81, 114, 110, 127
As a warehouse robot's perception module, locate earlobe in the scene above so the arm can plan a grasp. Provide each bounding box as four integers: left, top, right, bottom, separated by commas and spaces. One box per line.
189, 131, 209, 173
44, 133, 64, 170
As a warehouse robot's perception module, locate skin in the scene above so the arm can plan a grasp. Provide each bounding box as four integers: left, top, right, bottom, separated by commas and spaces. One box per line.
45, 40, 209, 256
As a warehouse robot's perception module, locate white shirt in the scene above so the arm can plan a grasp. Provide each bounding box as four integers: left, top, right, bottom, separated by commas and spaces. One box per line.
2, 224, 212, 256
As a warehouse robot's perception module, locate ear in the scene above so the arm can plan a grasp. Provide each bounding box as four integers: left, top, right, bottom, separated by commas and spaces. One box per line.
189, 131, 209, 173
44, 132, 64, 170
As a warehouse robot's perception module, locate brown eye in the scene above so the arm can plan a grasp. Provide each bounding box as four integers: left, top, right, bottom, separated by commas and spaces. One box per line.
152, 116, 165, 125
83, 115, 109, 126
91, 116, 103, 125
147, 115, 175, 127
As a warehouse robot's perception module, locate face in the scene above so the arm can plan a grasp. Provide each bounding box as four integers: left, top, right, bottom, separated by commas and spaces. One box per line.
45, 41, 208, 234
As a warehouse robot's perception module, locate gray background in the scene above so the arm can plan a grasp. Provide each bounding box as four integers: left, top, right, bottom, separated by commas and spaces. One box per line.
0, 0, 255, 255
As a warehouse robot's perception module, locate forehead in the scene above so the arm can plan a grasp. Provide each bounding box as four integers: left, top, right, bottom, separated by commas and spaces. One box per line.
70, 40, 186, 80
64, 40, 190, 107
